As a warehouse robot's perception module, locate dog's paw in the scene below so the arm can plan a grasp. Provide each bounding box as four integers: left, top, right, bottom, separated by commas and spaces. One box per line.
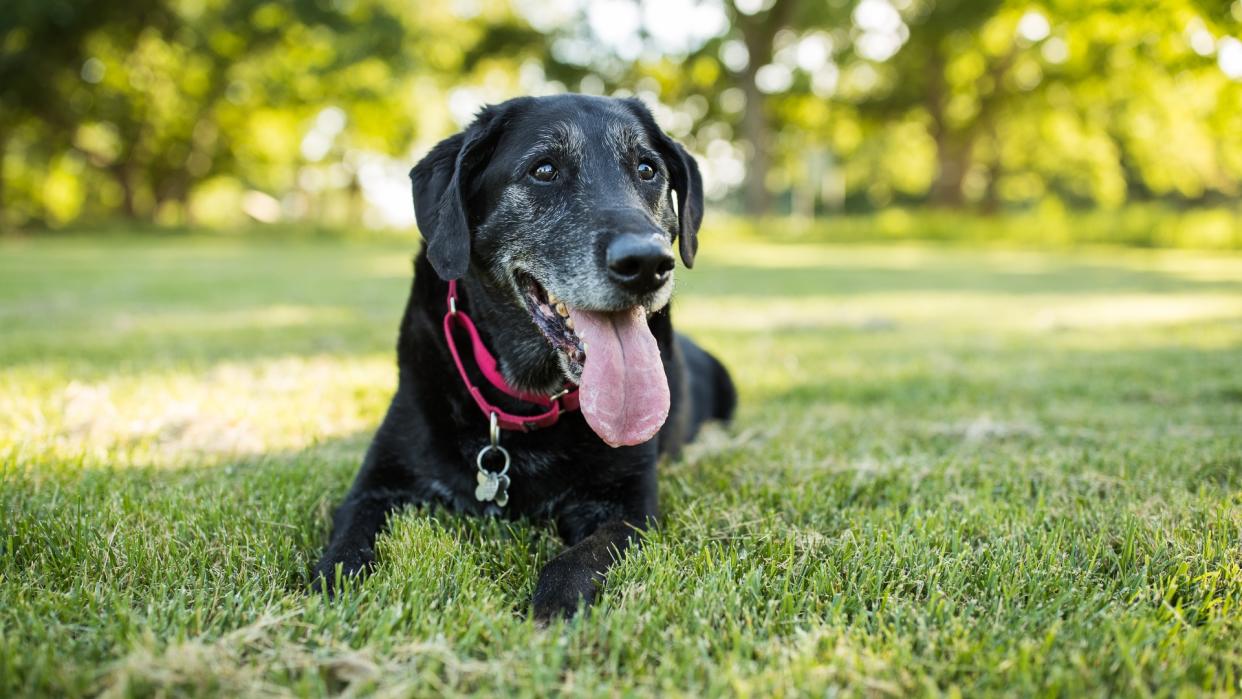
531, 557, 601, 622
310, 546, 375, 595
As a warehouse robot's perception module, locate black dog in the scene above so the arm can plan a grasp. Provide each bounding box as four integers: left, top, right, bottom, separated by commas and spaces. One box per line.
313, 94, 735, 620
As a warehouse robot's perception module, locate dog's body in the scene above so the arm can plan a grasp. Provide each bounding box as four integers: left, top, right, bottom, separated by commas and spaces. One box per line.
313, 95, 734, 619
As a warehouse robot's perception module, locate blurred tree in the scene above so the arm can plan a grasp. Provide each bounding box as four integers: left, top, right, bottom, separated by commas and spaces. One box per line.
541, 0, 861, 216
850, 0, 1005, 206
2, 0, 540, 227
3, 0, 1241, 229
730, 0, 798, 214
0, 0, 167, 227
72, 0, 411, 221
838, 0, 1241, 210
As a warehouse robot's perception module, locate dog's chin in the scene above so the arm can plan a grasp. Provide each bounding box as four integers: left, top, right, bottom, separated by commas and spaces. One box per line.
555, 350, 584, 385
512, 269, 668, 387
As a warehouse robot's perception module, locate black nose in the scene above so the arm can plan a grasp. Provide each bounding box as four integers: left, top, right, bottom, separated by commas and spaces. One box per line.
606, 235, 675, 294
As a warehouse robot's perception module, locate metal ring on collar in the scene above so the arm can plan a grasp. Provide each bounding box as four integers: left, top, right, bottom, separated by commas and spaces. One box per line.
476, 444, 510, 477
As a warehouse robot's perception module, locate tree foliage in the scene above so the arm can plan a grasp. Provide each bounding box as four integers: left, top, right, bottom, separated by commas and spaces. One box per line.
1, 0, 1239, 229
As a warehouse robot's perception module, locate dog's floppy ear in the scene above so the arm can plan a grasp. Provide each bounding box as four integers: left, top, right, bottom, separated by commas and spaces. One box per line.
664, 140, 705, 268
622, 99, 705, 268
409, 105, 508, 280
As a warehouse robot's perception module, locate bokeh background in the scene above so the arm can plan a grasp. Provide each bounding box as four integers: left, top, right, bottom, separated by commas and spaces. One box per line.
5, 3, 1242, 695
3, 0, 1241, 243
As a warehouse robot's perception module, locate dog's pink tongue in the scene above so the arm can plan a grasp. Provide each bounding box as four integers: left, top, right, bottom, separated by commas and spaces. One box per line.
568, 306, 669, 447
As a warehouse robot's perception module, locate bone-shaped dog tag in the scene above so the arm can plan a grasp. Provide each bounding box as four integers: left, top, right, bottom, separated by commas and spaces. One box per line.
475, 471, 499, 502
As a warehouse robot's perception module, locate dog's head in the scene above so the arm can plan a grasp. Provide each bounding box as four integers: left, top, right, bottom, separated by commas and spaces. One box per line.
410, 94, 703, 446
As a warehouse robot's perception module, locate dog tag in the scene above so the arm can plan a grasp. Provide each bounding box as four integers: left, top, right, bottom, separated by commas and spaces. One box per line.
475, 470, 499, 501
475, 470, 510, 506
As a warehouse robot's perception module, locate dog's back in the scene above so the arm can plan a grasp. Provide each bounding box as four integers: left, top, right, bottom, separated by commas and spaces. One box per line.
680, 333, 737, 430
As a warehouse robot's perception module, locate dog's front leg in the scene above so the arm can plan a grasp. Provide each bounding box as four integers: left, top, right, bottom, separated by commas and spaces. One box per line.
311, 487, 417, 593
532, 515, 649, 621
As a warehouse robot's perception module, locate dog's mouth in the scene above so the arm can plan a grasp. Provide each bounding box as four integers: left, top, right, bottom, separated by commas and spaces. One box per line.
515, 271, 670, 447
517, 272, 587, 381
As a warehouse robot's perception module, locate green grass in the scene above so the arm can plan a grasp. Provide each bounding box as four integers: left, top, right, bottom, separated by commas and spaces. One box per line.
726, 204, 1242, 250
2, 227, 1241, 697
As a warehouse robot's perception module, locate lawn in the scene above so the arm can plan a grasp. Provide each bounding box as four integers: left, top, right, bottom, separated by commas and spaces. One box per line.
2, 228, 1241, 697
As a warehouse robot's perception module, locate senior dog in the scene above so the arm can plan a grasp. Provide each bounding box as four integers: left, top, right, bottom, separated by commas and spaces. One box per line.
313, 94, 735, 620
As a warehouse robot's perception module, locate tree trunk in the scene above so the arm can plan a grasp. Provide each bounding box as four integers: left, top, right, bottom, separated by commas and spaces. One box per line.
155, 169, 193, 223
734, 0, 796, 217
931, 135, 971, 207
178, 185, 194, 226
978, 54, 1013, 214
981, 121, 1001, 214
924, 46, 968, 207
740, 69, 772, 215
111, 162, 138, 219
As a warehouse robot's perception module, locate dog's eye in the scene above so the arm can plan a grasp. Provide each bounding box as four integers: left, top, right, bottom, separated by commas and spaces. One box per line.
636, 161, 657, 181
530, 162, 558, 183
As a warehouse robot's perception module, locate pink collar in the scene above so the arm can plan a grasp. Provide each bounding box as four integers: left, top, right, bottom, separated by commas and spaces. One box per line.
442, 279, 580, 432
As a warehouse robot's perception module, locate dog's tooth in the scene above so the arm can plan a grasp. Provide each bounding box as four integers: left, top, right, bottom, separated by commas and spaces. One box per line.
547, 291, 558, 304
555, 302, 568, 317
564, 316, 574, 330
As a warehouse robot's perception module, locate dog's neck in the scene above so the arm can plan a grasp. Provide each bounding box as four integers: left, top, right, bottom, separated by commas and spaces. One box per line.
454, 271, 567, 396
